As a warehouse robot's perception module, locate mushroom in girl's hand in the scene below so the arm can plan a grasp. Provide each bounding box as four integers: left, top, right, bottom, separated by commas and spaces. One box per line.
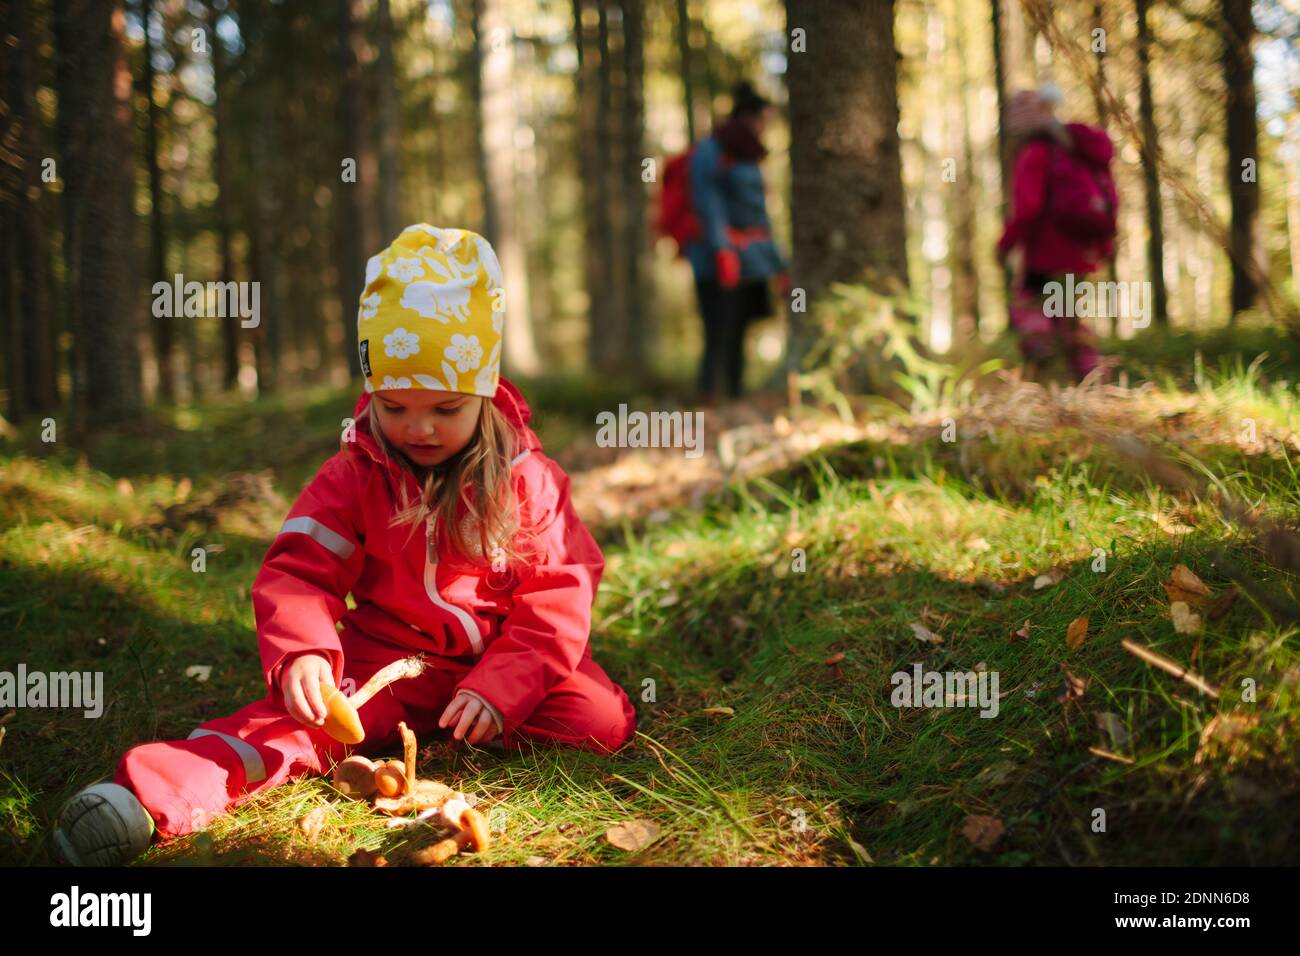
321, 656, 426, 744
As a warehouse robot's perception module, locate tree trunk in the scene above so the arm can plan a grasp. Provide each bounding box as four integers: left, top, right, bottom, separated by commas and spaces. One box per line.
1136, 0, 1168, 325
574, 0, 607, 372
674, 0, 696, 143
474, 0, 539, 376
621, 0, 649, 364
2, 0, 59, 418
376, 0, 401, 243
207, 0, 240, 388
785, 0, 909, 375
592, 2, 621, 371
142, 0, 174, 400
990, 0, 1009, 206
950, 0, 980, 341
336, 0, 374, 378
1222, 0, 1260, 319
53, 0, 142, 427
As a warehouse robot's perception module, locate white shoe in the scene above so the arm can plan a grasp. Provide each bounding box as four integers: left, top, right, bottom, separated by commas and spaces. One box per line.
54, 782, 156, 866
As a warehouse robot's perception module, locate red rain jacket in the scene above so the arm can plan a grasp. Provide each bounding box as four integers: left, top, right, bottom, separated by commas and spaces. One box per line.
251, 376, 604, 736
997, 122, 1117, 275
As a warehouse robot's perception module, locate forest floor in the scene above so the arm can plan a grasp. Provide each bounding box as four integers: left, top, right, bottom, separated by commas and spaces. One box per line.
2, 327, 1298, 866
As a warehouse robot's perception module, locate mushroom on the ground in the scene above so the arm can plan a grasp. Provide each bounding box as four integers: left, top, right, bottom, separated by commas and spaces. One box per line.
332, 756, 379, 798
374, 760, 408, 798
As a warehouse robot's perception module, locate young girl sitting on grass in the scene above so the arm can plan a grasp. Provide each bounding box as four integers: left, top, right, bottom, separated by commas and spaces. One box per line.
54, 224, 637, 866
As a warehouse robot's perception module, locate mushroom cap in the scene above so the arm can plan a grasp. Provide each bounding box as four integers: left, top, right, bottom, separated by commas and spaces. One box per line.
460, 806, 491, 852
374, 760, 408, 798
333, 756, 379, 798
321, 681, 364, 744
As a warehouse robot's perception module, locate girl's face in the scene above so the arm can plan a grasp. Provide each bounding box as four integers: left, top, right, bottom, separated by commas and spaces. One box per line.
372, 388, 484, 468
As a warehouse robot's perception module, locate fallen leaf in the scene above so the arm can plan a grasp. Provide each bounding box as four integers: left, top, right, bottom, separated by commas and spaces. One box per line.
1066, 615, 1089, 651
1170, 601, 1202, 635
701, 706, 735, 717
656, 591, 680, 608
116, 478, 134, 497
1169, 564, 1210, 596
348, 847, 388, 866
298, 806, 330, 842
525, 855, 549, 866
1162, 582, 1209, 607
965, 537, 991, 553
1009, 620, 1032, 642
909, 622, 943, 644
824, 652, 846, 666
185, 665, 212, 682
1057, 668, 1089, 704
605, 818, 662, 852
174, 476, 193, 501
960, 814, 1005, 852
1095, 712, 1130, 749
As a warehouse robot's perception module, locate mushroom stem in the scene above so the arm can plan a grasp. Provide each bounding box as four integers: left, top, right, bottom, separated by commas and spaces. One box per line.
351, 656, 426, 709
399, 721, 417, 786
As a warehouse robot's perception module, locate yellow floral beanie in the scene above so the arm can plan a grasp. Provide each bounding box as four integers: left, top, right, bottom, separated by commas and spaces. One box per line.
356, 224, 505, 397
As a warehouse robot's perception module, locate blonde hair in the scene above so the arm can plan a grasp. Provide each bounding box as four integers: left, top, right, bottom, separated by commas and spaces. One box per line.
365, 396, 538, 573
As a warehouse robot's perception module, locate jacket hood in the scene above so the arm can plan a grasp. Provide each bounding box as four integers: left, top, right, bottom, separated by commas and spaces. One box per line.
1064, 122, 1113, 168
346, 375, 540, 472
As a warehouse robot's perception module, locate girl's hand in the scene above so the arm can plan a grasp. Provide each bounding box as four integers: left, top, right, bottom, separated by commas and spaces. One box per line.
438, 691, 500, 746
281, 651, 333, 729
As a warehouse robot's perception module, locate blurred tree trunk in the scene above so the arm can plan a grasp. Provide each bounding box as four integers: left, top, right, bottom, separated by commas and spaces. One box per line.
337, 0, 374, 378
990, 0, 1008, 208
1136, 0, 1168, 325
376, 0, 401, 243
621, 0, 649, 365
53, 0, 142, 426
141, 0, 174, 400
251, 93, 281, 392
949, 0, 979, 340
674, 0, 696, 142
207, 0, 240, 388
785, 0, 909, 379
1092, 1, 1117, 288
592, 2, 620, 371
474, 0, 538, 375
574, 0, 609, 371
1222, 0, 1260, 319
1, 0, 59, 419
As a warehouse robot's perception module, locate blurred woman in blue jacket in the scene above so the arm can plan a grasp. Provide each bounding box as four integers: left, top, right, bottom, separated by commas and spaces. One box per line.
685, 81, 788, 403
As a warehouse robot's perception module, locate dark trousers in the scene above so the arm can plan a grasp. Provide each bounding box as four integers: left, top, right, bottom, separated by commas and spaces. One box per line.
695, 278, 770, 398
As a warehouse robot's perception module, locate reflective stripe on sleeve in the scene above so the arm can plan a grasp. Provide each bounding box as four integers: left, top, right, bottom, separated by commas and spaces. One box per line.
278, 516, 356, 560
187, 729, 268, 785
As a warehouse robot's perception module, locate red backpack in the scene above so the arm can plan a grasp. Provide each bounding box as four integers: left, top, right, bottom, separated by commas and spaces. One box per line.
1044, 141, 1118, 242
655, 145, 733, 256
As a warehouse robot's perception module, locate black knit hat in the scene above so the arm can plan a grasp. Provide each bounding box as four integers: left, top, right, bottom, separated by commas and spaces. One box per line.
729, 80, 770, 117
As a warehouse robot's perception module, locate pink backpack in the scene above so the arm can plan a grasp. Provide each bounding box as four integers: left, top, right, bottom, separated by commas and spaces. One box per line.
1044, 141, 1118, 242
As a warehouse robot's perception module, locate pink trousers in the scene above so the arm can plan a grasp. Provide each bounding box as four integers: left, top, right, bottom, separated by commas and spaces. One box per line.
115, 624, 637, 838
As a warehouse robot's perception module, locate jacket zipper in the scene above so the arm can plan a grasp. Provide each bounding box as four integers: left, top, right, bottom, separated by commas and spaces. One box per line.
425, 516, 485, 655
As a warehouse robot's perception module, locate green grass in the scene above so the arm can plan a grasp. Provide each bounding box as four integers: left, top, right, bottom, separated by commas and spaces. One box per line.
2, 346, 1298, 866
